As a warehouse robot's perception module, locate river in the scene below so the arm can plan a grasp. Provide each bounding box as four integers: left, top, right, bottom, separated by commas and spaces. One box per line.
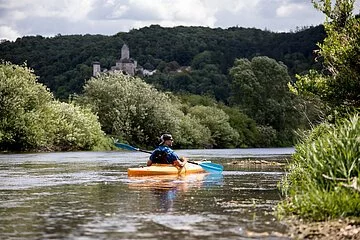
0, 148, 294, 239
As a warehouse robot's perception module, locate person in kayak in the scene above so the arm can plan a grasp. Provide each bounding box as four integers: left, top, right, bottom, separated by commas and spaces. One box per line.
147, 134, 187, 167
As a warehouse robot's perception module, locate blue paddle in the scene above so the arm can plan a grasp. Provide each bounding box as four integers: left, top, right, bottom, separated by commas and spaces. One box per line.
114, 142, 224, 173
114, 142, 152, 154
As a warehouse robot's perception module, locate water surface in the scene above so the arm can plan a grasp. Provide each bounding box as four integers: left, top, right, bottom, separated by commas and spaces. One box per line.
0, 148, 293, 239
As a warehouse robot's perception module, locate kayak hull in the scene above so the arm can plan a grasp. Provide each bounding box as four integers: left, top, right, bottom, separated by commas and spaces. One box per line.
127, 163, 205, 176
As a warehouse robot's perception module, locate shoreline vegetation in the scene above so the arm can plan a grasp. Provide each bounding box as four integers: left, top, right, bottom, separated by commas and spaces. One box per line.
276, 0, 360, 238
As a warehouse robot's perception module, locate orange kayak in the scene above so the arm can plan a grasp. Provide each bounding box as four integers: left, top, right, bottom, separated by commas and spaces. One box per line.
127, 162, 205, 176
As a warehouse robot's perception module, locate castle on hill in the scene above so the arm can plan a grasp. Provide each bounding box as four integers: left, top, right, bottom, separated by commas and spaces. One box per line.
92, 44, 138, 76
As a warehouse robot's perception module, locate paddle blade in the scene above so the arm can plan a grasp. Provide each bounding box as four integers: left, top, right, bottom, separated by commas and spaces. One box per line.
198, 162, 224, 173
114, 142, 152, 154
114, 142, 139, 151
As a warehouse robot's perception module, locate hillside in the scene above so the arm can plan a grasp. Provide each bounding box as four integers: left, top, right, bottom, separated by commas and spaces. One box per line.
0, 25, 325, 100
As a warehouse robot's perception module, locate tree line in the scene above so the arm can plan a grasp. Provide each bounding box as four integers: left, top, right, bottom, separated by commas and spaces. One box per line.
1, 55, 309, 151
0, 25, 325, 100
0, 24, 327, 151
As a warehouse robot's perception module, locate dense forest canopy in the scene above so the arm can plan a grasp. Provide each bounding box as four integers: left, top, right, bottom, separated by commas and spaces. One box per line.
0, 25, 325, 100
0, 24, 327, 149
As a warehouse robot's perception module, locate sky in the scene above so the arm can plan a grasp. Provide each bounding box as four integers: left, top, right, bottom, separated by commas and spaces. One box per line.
0, 0, 357, 41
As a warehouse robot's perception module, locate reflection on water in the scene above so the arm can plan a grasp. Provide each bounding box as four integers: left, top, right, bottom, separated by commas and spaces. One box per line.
127, 173, 224, 212
0, 149, 292, 239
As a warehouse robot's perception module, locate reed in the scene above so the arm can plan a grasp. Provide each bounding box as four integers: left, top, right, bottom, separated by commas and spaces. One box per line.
278, 114, 360, 220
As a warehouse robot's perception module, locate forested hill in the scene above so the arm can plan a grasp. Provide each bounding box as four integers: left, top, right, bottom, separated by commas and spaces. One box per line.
0, 24, 325, 99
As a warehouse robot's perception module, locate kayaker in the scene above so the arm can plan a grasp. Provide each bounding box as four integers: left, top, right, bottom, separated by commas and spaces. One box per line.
147, 134, 187, 167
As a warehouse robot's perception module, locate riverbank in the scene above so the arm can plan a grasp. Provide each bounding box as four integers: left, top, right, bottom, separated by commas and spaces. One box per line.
284, 217, 360, 239
229, 158, 360, 239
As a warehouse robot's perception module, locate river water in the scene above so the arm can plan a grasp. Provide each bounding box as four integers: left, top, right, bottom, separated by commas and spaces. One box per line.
0, 148, 294, 239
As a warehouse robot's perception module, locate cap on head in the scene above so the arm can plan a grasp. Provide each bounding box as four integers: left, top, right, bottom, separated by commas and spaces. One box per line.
160, 134, 173, 145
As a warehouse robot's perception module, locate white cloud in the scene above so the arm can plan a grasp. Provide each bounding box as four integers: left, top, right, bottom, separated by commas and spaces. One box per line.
2, 0, 350, 40
0, 0, 32, 8
107, 0, 218, 27
1, 0, 94, 21
109, 5, 129, 19
128, 0, 172, 20
0, 25, 21, 41
276, 3, 306, 17
224, 0, 261, 13
61, 0, 94, 21
28, 0, 94, 21
10, 10, 26, 21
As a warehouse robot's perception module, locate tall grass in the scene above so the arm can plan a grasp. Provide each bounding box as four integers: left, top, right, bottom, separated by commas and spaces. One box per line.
278, 114, 360, 220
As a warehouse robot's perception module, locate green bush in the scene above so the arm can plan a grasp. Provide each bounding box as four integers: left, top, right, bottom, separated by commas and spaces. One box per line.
39, 101, 109, 151
278, 114, 360, 220
173, 115, 212, 148
0, 62, 53, 150
0, 62, 109, 152
188, 105, 240, 148
76, 73, 180, 146
255, 125, 277, 147
221, 105, 259, 147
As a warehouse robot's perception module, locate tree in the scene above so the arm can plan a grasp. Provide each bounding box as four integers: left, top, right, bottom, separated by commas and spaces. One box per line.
229, 58, 261, 115
230, 57, 298, 128
170, 72, 196, 93
229, 56, 306, 145
191, 51, 215, 70
39, 101, 108, 151
173, 115, 212, 149
220, 105, 259, 147
0, 62, 108, 151
291, 0, 360, 110
76, 73, 180, 146
76, 73, 222, 148
194, 64, 230, 101
0, 62, 53, 150
188, 105, 240, 148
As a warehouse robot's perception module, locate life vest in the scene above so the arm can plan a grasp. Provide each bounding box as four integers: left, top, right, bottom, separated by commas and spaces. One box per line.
151, 149, 169, 164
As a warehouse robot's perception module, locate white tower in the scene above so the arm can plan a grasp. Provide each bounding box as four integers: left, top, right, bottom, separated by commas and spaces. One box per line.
121, 44, 130, 60
92, 61, 101, 76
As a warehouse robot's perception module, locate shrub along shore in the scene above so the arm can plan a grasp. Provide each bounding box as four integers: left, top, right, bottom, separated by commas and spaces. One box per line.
276, 0, 360, 237
278, 115, 360, 220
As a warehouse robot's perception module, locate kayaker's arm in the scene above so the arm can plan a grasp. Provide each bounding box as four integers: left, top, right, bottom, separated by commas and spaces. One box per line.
173, 157, 187, 167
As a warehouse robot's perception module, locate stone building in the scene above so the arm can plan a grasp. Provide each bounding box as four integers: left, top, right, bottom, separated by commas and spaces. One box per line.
92, 44, 137, 76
